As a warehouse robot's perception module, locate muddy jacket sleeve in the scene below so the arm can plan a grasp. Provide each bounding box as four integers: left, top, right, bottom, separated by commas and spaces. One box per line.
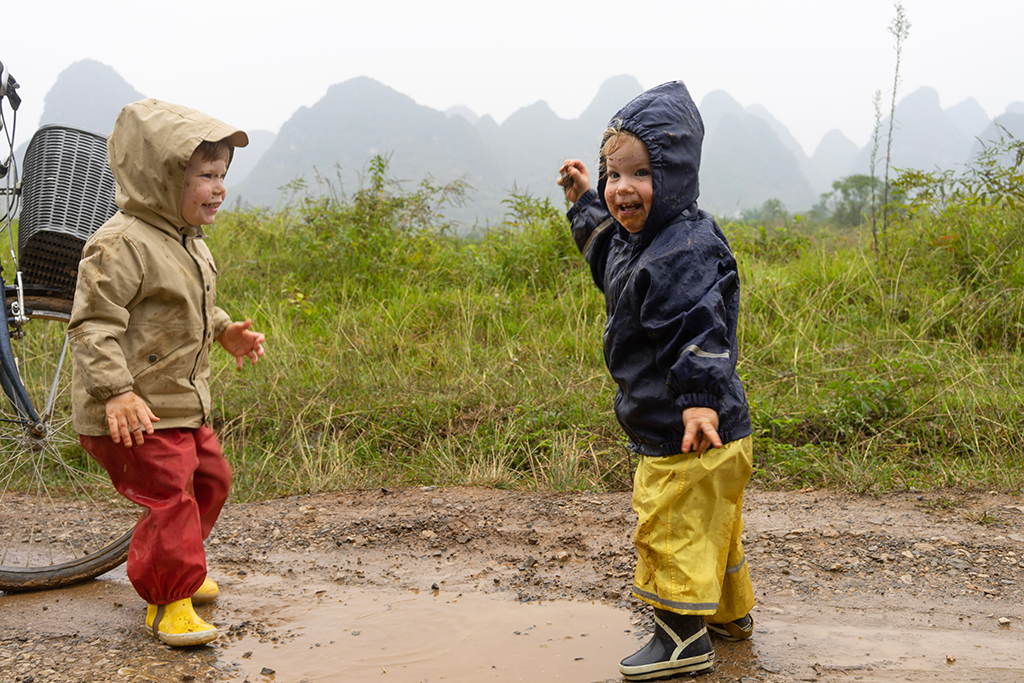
67, 232, 143, 401
211, 306, 231, 341
567, 190, 616, 292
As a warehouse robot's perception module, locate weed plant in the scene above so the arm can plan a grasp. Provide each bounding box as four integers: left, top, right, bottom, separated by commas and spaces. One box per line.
200, 148, 1024, 500
5, 151, 1016, 500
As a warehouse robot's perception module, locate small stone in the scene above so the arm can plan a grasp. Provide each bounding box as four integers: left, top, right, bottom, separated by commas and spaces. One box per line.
998, 617, 1011, 627
261, 667, 276, 675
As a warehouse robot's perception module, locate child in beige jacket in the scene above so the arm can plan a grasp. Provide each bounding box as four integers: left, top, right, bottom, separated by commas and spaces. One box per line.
69, 99, 265, 646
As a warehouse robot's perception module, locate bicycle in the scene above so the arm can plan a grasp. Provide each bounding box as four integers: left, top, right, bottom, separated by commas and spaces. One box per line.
0, 60, 136, 592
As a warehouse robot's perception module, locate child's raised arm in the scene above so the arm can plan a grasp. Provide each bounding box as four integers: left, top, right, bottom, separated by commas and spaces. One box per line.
557, 159, 591, 204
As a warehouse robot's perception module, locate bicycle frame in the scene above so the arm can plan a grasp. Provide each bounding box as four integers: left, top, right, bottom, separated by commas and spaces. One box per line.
0, 58, 135, 593
0, 66, 36, 429
1, 275, 71, 433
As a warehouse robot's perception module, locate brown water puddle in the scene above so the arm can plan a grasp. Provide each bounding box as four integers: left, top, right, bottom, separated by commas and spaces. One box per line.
212, 580, 637, 682
5, 572, 1023, 682
209, 576, 1024, 682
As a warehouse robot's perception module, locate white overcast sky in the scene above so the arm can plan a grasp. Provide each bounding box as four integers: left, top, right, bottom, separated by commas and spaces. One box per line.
4, 0, 1021, 156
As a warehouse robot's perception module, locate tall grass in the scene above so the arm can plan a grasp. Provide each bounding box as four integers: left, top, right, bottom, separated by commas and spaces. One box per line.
204, 152, 1023, 500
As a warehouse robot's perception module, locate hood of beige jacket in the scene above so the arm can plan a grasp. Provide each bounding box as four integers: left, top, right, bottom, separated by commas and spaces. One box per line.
107, 99, 248, 237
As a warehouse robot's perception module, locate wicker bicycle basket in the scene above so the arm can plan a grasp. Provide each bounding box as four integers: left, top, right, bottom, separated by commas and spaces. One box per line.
18, 124, 117, 297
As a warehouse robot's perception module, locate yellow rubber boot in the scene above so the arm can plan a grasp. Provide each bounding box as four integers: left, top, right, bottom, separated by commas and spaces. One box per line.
192, 578, 219, 605
146, 598, 218, 646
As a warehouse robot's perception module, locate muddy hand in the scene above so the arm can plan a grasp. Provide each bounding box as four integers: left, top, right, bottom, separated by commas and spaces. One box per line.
558, 159, 590, 204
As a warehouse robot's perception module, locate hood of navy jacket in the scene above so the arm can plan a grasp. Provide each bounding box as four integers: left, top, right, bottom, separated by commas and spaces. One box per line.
596, 81, 704, 245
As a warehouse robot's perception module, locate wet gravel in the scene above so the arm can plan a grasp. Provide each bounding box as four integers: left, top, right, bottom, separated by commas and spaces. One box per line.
2, 486, 1022, 682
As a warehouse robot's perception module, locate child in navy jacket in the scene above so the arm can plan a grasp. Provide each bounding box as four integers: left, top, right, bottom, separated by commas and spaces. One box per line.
559, 81, 754, 679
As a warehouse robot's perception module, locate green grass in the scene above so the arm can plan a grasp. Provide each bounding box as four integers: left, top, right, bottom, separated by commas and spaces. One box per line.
193, 156, 1024, 501
5, 154, 1021, 502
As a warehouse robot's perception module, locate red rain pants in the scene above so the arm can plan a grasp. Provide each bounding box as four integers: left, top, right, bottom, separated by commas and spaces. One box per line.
80, 426, 231, 605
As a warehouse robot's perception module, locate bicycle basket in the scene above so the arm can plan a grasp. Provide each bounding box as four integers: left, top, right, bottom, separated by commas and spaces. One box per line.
18, 124, 117, 297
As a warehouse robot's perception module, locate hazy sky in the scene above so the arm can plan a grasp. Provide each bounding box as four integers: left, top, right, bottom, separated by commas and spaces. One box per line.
4, 0, 1021, 156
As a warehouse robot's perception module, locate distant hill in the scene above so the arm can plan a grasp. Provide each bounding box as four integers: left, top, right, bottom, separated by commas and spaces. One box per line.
699, 91, 816, 215
968, 110, 1024, 164
231, 75, 647, 225
810, 130, 860, 195
29, 64, 1021, 226
226, 129, 275, 187
445, 105, 479, 125
852, 87, 973, 175
946, 97, 991, 139
21, 60, 270, 199
233, 75, 826, 223
230, 77, 508, 222
14, 59, 145, 168
40, 59, 144, 135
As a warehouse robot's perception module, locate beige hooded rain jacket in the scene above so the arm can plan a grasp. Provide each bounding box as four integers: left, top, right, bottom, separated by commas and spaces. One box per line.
68, 99, 248, 435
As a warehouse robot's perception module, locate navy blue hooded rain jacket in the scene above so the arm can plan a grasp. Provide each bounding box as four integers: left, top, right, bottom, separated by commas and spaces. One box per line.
567, 81, 752, 456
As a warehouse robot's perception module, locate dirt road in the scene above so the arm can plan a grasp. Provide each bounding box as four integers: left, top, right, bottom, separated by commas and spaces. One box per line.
2, 486, 1023, 682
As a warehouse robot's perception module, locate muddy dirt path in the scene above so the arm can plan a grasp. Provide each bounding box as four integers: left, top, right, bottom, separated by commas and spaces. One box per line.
2, 486, 1023, 683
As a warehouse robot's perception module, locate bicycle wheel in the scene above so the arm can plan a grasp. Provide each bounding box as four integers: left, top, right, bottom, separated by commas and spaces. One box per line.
0, 294, 134, 592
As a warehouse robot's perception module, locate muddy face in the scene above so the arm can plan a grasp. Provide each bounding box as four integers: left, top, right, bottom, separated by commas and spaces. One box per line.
181, 153, 227, 226
603, 136, 653, 234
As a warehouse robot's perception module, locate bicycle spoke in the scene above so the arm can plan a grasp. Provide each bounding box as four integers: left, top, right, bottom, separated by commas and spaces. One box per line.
0, 298, 134, 589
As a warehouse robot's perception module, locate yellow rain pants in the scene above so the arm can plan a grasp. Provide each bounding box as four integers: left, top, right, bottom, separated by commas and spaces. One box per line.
631, 436, 754, 623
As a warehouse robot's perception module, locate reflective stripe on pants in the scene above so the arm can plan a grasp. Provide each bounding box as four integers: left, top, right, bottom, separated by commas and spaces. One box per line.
631, 435, 754, 622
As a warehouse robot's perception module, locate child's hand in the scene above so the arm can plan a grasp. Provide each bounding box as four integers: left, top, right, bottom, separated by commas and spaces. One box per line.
558, 159, 591, 204
105, 391, 160, 447
217, 319, 266, 369
682, 407, 723, 455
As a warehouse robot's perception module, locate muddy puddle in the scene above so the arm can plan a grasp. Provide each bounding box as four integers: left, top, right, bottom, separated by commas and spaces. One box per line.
4, 571, 1023, 682
207, 574, 1024, 682
211, 573, 639, 682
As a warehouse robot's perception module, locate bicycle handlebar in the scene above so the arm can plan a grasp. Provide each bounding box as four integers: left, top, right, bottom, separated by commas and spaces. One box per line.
0, 60, 21, 111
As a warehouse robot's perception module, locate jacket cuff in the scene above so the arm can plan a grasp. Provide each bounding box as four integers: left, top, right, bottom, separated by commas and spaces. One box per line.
675, 392, 723, 413
566, 189, 599, 220
91, 383, 135, 402
212, 307, 231, 340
